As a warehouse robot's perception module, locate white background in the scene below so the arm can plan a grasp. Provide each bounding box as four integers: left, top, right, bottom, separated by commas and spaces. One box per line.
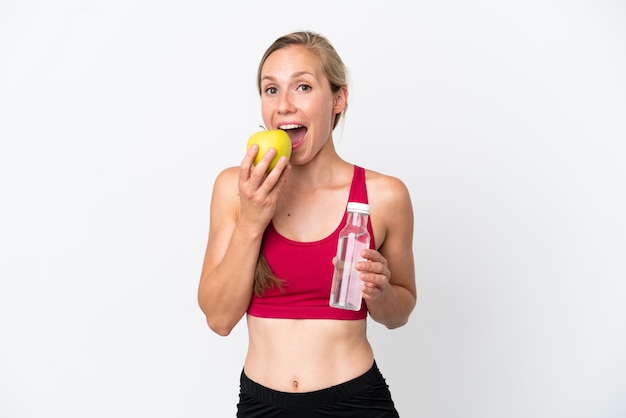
1, 1, 625, 417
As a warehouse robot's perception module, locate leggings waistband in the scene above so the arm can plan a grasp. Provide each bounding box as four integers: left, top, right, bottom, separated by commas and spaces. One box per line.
240, 361, 383, 409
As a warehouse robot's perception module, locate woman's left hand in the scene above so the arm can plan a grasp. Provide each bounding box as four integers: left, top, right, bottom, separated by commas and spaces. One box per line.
356, 248, 391, 302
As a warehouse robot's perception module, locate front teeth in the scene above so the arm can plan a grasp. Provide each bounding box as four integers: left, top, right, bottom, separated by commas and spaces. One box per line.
279, 124, 302, 130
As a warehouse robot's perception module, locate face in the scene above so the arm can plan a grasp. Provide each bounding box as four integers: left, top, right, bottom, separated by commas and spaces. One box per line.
259, 45, 346, 164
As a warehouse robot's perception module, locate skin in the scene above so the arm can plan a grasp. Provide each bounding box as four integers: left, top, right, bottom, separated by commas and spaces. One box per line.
198, 45, 417, 392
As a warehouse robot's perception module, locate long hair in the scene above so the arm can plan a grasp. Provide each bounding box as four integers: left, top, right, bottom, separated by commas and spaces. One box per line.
253, 31, 348, 295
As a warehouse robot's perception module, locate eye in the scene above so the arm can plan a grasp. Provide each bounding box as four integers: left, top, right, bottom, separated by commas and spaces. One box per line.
264, 86, 278, 96
297, 84, 311, 92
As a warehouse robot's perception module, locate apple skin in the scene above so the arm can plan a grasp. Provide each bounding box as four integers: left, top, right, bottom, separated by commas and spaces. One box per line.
246, 129, 292, 172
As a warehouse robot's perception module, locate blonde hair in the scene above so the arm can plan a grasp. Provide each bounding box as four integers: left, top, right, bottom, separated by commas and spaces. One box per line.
253, 31, 349, 296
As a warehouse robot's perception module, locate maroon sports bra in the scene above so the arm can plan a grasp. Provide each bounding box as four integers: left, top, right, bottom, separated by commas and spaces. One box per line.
247, 165, 375, 320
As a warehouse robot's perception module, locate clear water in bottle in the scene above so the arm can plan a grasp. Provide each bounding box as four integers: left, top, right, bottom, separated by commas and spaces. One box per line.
330, 230, 370, 310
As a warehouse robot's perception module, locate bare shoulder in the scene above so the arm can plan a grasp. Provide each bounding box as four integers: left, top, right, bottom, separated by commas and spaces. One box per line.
363, 168, 412, 210
214, 165, 239, 187
210, 166, 240, 218
212, 166, 239, 197
361, 168, 413, 246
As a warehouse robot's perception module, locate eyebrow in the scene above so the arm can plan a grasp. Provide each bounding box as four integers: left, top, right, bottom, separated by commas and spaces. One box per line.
261, 71, 316, 82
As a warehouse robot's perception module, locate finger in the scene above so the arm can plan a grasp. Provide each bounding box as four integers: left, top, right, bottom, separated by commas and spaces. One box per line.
356, 260, 384, 275
271, 160, 291, 191
361, 281, 382, 298
249, 148, 276, 180
362, 248, 387, 265
258, 159, 291, 195
240, 144, 259, 181
362, 281, 379, 291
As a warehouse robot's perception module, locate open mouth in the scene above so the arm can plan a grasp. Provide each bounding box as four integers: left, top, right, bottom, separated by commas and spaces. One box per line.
279, 124, 307, 147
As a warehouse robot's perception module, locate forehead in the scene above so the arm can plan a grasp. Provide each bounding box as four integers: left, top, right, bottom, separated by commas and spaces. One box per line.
261, 45, 324, 80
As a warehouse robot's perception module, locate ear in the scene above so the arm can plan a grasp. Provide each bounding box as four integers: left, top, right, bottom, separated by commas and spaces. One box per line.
333, 86, 348, 114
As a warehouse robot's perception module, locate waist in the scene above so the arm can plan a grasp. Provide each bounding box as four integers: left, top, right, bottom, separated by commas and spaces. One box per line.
244, 316, 374, 392
240, 360, 384, 407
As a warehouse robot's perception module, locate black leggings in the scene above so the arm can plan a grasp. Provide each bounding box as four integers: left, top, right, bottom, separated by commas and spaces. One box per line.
236, 360, 400, 417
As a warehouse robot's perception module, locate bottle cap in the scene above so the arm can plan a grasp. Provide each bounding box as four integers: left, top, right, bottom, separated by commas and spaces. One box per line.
347, 202, 370, 214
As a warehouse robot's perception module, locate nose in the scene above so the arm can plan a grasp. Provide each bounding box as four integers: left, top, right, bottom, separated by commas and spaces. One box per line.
277, 91, 296, 114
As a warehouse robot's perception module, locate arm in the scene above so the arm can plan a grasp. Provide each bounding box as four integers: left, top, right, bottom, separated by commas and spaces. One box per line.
197, 146, 290, 336
358, 174, 417, 329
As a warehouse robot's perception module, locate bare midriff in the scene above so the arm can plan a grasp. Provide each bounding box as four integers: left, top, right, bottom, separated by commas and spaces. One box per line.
244, 315, 374, 393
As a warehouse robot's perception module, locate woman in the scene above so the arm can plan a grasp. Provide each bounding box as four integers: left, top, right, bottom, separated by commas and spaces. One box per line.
198, 30, 416, 417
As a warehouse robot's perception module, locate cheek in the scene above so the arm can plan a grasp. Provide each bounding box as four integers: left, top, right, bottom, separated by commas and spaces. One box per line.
304, 100, 334, 123
322, 105, 337, 128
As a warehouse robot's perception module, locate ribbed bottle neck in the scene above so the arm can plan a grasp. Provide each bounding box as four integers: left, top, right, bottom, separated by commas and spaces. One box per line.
346, 210, 368, 227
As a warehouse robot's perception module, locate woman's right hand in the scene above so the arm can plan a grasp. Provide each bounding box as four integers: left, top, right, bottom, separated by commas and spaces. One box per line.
237, 144, 291, 230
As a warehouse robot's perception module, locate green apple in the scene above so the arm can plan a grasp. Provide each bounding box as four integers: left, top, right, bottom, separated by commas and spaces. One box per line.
246, 129, 292, 172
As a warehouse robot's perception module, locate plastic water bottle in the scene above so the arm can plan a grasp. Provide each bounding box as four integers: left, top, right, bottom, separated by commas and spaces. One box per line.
329, 202, 371, 310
